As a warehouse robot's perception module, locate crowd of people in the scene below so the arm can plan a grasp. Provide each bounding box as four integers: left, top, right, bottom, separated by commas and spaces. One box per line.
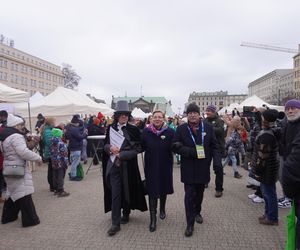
0, 98, 299, 248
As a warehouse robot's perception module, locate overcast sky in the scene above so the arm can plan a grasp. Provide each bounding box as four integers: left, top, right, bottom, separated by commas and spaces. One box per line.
1, 0, 299, 112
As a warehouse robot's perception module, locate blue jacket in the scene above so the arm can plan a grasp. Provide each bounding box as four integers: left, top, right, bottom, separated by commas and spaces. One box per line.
65, 123, 85, 151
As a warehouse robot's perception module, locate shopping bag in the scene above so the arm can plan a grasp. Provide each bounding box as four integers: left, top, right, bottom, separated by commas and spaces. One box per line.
285, 200, 296, 250
76, 163, 84, 179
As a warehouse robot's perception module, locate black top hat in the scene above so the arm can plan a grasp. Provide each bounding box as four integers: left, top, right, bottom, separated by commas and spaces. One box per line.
114, 100, 131, 115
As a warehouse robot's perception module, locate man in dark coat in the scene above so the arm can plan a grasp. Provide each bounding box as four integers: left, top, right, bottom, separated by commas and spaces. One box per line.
172, 103, 222, 237
205, 104, 224, 198
282, 99, 300, 248
102, 100, 147, 236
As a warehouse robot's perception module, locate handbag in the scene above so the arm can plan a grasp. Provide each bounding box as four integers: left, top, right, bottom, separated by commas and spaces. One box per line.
3, 165, 25, 178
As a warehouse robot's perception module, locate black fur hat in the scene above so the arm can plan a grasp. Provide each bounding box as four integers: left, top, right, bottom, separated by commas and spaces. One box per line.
186, 103, 200, 114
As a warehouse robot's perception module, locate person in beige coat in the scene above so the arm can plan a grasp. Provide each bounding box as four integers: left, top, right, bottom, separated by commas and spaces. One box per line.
0, 114, 42, 227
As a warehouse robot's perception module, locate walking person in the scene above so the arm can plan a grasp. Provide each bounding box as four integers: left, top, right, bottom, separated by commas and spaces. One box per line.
251, 109, 280, 226
223, 117, 245, 179
205, 104, 224, 197
172, 103, 222, 237
141, 110, 174, 232
102, 100, 147, 236
281, 99, 300, 248
0, 114, 42, 227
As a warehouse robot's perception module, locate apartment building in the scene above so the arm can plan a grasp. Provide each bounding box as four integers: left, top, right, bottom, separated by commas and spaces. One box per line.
248, 69, 294, 105
0, 42, 64, 96
188, 91, 247, 113
294, 45, 300, 99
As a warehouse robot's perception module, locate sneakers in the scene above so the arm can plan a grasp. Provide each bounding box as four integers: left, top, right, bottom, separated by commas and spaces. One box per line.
252, 196, 264, 203
278, 198, 291, 208
248, 193, 257, 199
69, 176, 82, 181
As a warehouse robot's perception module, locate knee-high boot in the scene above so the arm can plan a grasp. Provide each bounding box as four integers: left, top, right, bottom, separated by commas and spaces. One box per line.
149, 197, 157, 232
160, 195, 167, 220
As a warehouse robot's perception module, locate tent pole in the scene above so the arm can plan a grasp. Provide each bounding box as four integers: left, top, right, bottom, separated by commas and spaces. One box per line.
28, 102, 32, 133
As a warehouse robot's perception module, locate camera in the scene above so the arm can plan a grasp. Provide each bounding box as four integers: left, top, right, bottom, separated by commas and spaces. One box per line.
242, 106, 255, 117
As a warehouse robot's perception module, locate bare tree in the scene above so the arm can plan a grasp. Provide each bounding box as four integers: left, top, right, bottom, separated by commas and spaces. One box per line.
62, 63, 81, 89
268, 87, 296, 106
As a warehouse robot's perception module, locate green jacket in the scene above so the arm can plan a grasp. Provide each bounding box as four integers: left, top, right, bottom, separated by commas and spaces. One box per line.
42, 125, 53, 160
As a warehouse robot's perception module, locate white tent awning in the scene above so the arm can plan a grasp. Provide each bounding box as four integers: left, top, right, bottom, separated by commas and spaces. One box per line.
0, 82, 29, 103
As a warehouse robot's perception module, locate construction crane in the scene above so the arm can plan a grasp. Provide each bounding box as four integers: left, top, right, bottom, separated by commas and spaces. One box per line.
241, 42, 298, 54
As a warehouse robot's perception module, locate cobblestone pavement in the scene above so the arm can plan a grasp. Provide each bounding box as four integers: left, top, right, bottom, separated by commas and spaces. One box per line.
0, 158, 289, 250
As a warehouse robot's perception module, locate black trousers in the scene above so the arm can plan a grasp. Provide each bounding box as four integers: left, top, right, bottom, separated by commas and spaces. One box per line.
214, 167, 224, 192
52, 168, 66, 192
47, 159, 54, 191
109, 166, 130, 226
0, 169, 6, 197
1, 195, 40, 227
184, 183, 205, 227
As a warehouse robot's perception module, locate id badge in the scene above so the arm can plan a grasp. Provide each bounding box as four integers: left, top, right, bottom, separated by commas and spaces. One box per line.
196, 145, 205, 159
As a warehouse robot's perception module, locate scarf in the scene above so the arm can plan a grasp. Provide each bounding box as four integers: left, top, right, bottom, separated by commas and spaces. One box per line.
188, 120, 200, 136
147, 123, 168, 136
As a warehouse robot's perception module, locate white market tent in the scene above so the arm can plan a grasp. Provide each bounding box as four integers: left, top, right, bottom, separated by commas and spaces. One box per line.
218, 103, 240, 115
0, 82, 29, 114
237, 95, 284, 112
0, 82, 29, 103
29, 91, 44, 103
14, 87, 114, 118
131, 107, 148, 119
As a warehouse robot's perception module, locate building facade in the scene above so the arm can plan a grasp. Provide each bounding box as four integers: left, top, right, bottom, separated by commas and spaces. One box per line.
111, 96, 171, 113
294, 45, 300, 99
188, 91, 247, 113
248, 69, 294, 105
0, 42, 64, 96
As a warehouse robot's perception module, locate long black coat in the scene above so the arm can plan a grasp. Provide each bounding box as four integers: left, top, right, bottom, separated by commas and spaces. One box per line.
102, 122, 147, 213
141, 127, 174, 198
282, 118, 300, 199
172, 121, 222, 184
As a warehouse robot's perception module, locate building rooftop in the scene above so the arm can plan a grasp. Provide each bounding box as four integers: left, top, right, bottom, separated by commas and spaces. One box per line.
112, 96, 168, 104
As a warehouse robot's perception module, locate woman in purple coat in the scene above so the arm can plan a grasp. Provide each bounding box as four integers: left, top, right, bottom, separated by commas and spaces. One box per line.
141, 110, 175, 232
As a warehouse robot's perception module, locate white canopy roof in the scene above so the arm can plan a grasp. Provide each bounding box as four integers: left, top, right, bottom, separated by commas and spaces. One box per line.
0, 82, 29, 103
238, 95, 284, 112
29, 91, 44, 103
14, 87, 114, 117
218, 103, 240, 115
131, 107, 148, 119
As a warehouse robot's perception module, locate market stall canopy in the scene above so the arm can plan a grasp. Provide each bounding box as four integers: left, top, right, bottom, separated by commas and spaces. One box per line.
218, 103, 240, 115
29, 91, 44, 103
131, 107, 149, 119
0, 82, 29, 103
14, 87, 114, 117
238, 95, 284, 112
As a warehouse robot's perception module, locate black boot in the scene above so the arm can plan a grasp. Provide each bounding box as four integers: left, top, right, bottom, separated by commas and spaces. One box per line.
149, 197, 157, 232
159, 196, 167, 220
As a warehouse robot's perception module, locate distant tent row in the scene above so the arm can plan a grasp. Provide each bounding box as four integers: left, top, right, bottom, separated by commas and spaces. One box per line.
0, 83, 114, 126
218, 95, 284, 115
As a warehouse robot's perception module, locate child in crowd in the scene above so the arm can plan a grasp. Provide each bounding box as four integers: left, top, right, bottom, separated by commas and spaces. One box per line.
50, 128, 70, 197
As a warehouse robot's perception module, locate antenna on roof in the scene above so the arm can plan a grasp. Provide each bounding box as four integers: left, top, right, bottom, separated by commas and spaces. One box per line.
140, 85, 143, 97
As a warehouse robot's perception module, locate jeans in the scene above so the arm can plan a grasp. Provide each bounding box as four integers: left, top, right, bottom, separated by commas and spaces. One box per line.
223, 154, 237, 172
81, 139, 87, 162
260, 183, 278, 222
70, 151, 81, 178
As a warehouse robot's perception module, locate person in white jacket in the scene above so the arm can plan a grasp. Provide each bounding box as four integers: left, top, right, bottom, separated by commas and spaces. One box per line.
0, 114, 42, 227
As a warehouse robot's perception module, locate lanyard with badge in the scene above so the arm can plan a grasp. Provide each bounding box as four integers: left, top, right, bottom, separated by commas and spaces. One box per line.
188, 121, 206, 159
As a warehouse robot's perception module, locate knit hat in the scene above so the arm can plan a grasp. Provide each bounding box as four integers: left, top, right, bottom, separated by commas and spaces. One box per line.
186, 103, 200, 114
71, 115, 81, 124
206, 104, 216, 113
6, 114, 24, 127
52, 128, 63, 138
262, 109, 279, 122
285, 99, 300, 110
97, 112, 104, 120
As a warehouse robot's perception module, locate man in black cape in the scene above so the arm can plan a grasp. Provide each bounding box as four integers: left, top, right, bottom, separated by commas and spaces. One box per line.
102, 100, 147, 236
